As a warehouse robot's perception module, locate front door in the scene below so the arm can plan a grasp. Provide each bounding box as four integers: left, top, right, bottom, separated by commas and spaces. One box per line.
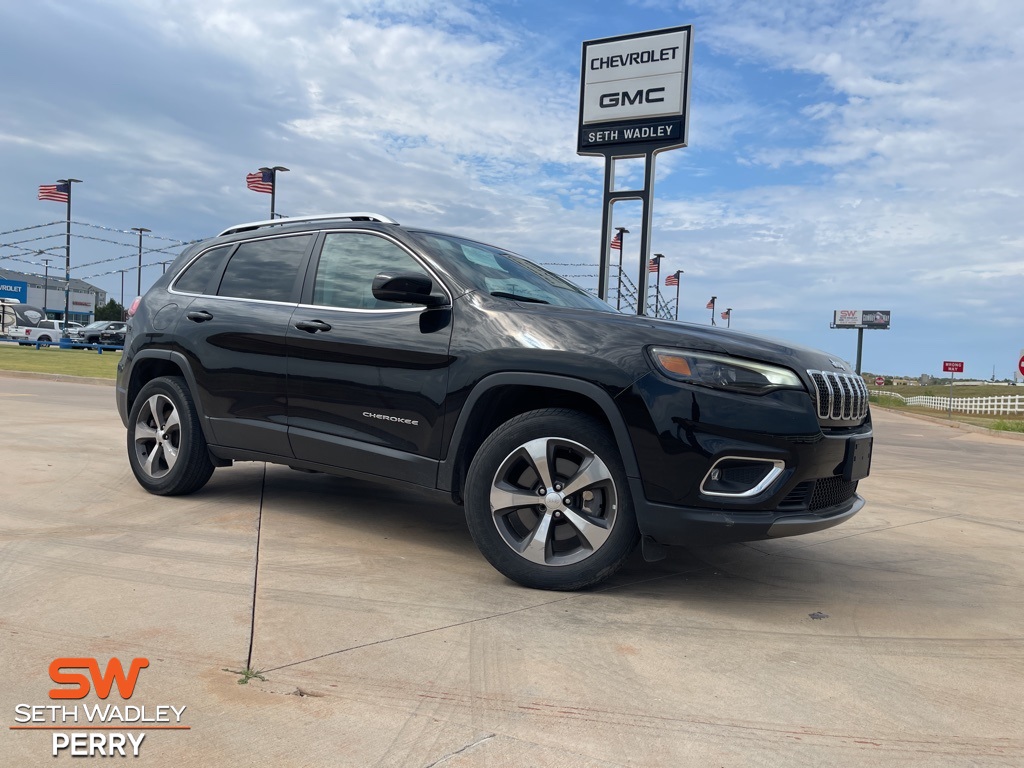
286, 230, 454, 486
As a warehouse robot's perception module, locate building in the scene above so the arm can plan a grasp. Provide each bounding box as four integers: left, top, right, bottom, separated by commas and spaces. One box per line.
0, 267, 107, 324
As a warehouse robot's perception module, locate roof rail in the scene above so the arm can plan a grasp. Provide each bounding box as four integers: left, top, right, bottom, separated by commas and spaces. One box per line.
218, 212, 399, 237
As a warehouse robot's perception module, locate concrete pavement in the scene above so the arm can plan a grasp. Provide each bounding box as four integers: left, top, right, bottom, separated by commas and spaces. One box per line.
1, 375, 1021, 766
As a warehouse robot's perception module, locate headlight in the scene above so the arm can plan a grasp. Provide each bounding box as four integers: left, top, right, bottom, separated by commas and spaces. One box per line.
649, 347, 804, 394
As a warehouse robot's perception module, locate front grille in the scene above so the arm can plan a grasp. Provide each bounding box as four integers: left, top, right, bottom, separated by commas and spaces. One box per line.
778, 481, 813, 511
808, 370, 869, 423
809, 476, 859, 511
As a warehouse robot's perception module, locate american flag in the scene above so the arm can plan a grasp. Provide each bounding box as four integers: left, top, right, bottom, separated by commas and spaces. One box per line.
610, 233, 622, 250
38, 183, 70, 203
648, 258, 660, 273
721, 310, 731, 320
246, 170, 274, 194
706, 298, 715, 309
665, 274, 679, 287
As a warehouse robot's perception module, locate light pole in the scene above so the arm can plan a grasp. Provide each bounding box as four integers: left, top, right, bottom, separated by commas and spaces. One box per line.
56, 178, 82, 333
119, 269, 129, 321
131, 227, 151, 298
159, 261, 172, 274
651, 253, 664, 317
613, 226, 628, 310
259, 166, 289, 219
40, 255, 52, 317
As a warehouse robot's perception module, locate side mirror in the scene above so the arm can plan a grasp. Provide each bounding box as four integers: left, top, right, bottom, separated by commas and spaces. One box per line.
372, 272, 448, 307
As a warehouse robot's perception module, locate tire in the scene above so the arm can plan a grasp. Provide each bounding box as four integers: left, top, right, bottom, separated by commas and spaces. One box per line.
38, 335, 51, 343
464, 409, 639, 591
127, 376, 214, 496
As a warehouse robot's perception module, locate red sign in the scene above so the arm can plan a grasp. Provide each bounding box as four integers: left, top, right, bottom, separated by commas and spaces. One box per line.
943, 361, 964, 373
1018, 355, 1024, 378
874, 376, 885, 386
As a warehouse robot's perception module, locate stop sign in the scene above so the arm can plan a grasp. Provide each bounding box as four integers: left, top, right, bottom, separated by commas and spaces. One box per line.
1018, 354, 1024, 378
874, 376, 884, 386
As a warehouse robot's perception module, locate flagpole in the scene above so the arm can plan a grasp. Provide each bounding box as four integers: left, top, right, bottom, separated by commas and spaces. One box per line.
56, 178, 82, 335
673, 270, 683, 321
652, 253, 663, 317
726, 308, 732, 328
710, 295, 717, 326
260, 165, 289, 219
614, 227, 628, 311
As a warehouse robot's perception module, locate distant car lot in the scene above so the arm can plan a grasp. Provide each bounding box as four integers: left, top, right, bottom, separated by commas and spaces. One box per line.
1, 375, 1021, 767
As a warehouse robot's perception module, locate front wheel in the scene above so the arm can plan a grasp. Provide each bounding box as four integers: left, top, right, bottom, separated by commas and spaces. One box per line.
464, 409, 639, 590
127, 376, 214, 496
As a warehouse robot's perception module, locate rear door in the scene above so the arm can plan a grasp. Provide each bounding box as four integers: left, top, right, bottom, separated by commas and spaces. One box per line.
286, 229, 454, 486
169, 234, 315, 456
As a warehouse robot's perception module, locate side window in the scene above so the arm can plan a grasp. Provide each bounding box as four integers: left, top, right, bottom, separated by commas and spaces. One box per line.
312, 233, 428, 309
174, 245, 232, 295
218, 235, 313, 302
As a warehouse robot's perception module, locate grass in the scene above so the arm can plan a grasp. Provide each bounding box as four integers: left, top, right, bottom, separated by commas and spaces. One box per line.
0, 342, 120, 379
870, 393, 1024, 433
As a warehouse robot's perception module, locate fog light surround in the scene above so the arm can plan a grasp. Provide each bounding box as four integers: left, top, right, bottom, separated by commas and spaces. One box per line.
700, 457, 786, 498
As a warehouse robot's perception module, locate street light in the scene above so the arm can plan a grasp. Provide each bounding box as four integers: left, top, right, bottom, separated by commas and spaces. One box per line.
119, 269, 130, 321
39, 255, 52, 317
131, 227, 151, 298
158, 261, 172, 274
258, 166, 289, 219
613, 226, 629, 310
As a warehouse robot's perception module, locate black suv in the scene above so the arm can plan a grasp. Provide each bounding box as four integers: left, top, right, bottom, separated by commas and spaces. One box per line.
116, 213, 872, 590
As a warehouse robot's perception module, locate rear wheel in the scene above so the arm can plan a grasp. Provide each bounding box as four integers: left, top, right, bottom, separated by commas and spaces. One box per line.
127, 376, 214, 495
465, 409, 638, 590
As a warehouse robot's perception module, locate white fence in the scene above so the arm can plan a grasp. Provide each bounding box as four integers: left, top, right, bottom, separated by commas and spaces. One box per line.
870, 390, 1024, 415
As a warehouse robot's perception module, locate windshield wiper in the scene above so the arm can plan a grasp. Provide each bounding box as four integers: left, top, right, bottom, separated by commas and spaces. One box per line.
489, 291, 549, 304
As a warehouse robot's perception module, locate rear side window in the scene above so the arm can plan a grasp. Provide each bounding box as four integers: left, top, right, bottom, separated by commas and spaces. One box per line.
218, 235, 313, 302
312, 232, 428, 309
174, 245, 232, 295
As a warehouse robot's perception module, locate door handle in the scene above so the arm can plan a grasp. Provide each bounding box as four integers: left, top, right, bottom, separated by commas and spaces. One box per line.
294, 319, 332, 333
186, 310, 213, 322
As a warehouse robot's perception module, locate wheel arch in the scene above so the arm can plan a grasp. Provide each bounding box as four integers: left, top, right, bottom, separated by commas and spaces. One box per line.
438, 373, 639, 503
125, 350, 213, 443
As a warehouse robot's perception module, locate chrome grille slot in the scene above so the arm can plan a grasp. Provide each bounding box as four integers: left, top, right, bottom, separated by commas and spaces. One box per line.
808, 370, 869, 423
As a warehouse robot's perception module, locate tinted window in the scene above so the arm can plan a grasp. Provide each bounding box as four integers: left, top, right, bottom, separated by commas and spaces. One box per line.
409, 231, 614, 312
218, 235, 313, 302
174, 245, 233, 295
312, 233, 428, 309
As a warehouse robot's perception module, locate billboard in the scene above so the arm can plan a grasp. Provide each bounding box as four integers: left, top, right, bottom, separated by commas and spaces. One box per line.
832, 310, 891, 330
577, 26, 692, 155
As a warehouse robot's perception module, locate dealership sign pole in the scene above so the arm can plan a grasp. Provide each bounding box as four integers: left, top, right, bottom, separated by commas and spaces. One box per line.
831, 310, 891, 374
578, 25, 693, 315
943, 361, 964, 418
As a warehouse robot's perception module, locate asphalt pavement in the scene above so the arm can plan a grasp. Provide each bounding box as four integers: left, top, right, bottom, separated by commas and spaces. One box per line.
1, 375, 1021, 766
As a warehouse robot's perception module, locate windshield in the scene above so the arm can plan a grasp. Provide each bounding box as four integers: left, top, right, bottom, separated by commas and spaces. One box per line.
84, 321, 107, 329
410, 231, 615, 312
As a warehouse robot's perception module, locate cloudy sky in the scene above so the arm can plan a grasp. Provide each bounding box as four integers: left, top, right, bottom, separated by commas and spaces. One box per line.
2, 0, 1022, 378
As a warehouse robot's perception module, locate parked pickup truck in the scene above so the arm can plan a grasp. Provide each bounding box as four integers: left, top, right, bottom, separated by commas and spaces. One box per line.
14, 319, 83, 345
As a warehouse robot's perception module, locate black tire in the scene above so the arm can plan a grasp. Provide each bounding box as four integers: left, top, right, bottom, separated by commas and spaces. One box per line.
127, 376, 214, 496
464, 409, 639, 591
38, 335, 51, 343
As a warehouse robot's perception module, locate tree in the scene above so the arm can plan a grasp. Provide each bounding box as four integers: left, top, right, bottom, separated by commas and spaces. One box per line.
94, 298, 124, 321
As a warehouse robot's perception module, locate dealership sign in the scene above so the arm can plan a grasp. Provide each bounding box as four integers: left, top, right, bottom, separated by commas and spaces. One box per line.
578, 26, 692, 155
832, 310, 891, 330
0, 278, 28, 302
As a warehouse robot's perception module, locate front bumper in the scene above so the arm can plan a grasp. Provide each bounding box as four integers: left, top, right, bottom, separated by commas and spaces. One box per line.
631, 476, 865, 545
